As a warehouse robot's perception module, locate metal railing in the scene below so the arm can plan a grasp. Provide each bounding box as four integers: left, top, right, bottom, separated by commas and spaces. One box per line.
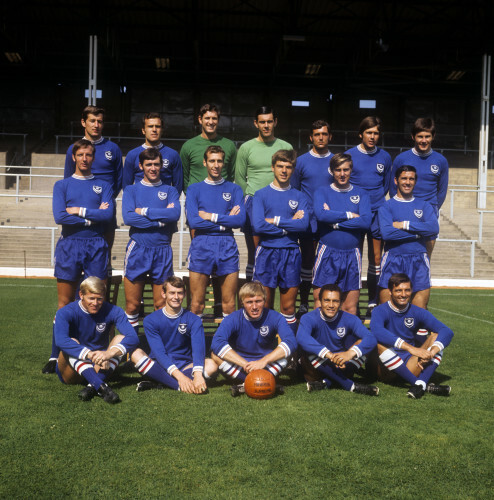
449, 188, 494, 219
478, 210, 494, 243
435, 238, 477, 277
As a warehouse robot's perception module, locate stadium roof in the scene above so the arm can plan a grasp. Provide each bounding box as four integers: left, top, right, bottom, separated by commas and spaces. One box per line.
1, 0, 494, 96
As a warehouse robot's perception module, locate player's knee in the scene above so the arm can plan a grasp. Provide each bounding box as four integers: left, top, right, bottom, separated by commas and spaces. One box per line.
190, 299, 205, 314
125, 299, 141, 315
130, 348, 147, 364
210, 352, 222, 366
204, 358, 218, 377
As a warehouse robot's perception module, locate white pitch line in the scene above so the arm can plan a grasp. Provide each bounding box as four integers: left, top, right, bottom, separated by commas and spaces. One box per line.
429, 306, 494, 326
433, 293, 494, 297
0, 283, 52, 288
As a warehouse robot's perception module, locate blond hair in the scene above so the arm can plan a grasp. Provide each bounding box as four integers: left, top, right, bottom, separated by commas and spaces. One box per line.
239, 281, 266, 304
80, 276, 107, 296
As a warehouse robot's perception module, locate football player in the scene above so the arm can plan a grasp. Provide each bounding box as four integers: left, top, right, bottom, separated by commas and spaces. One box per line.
131, 276, 218, 393
296, 284, 379, 396
370, 273, 453, 399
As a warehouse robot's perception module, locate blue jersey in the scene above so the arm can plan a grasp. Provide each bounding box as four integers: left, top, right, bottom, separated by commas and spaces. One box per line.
211, 308, 297, 361
345, 145, 392, 211
52, 175, 114, 238
378, 196, 439, 255
185, 178, 245, 236
390, 148, 449, 209
122, 143, 183, 194
55, 300, 139, 359
313, 184, 371, 249
370, 301, 453, 351
144, 307, 206, 373
252, 183, 309, 248
297, 309, 376, 358
122, 180, 180, 247
65, 137, 123, 198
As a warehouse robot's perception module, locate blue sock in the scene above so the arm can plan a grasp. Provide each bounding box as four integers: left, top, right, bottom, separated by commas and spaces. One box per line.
49, 319, 60, 359
317, 363, 354, 391
417, 351, 442, 386
136, 357, 179, 390
80, 367, 105, 390
379, 349, 418, 385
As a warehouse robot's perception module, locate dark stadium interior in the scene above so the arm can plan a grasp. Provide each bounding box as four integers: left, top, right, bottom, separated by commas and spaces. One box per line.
1, 0, 494, 160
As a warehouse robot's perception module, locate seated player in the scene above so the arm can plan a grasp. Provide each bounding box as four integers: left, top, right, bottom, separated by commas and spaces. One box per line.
378, 165, 439, 308
42, 139, 114, 374
55, 277, 139, 403
370, 273, 453, 399
211, 281, 297, 396
312, 153, 371, 315
185, 145, 245, 317
122, 148, 181, 333
252, 149, 309, 332
131, 276, 218, 393
296, 284, 379, 396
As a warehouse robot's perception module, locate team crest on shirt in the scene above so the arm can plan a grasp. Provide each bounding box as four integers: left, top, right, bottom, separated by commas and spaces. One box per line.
414, 209, 423, 218
178, 323, 187, 335
336, 327, 346, 338
96, 323, 107, 333
404, 317, 414, 328
105, 150, 113, 161
223, 193, 232, 201
289, 200, 299, 210
376, 163, 384, 173
158, 191, 168, 200
350, 195, 360, 204
93, 185, 102, 194
163, 159, 170, 169
431, 164, 439, 174
259, 326, 270, 337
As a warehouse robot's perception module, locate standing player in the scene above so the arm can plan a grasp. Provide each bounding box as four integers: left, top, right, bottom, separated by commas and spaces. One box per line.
296, 284, 379, 396
122, 112, 183, 194
345, 116, 392, 315
234, 106, 293, 280
122, 148, 180, 333
390, 118, 448, 257
370, 273, 453, 399
211, 281, 297, 396
55, 277, 138, 403
42, 139, 114, 374
312, 153, 371, 315
291, 119, 334, 316
185, 146, 245, 317
180, 103, 237, 192
64, 106, 123, 259
378, 166, 439, 308
252, 149, 309, 332
131, 276, 218, 394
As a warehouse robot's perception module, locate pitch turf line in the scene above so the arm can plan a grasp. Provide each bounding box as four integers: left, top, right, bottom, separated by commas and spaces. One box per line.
429, 306, 494, 325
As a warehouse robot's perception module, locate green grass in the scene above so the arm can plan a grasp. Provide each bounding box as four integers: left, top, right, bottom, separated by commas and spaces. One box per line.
1, 279, 493, 499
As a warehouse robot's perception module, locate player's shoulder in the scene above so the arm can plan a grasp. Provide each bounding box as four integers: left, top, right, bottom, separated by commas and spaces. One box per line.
160, 144, 180, 158
215, 135, 236, 149
274, 138, 293, 149
345, 146, 359, 156
238, 138, 257, 151
430, 150, 448, 164
392, 149, 411, 164
125, 145, 142, 158
102, 137, 122, 151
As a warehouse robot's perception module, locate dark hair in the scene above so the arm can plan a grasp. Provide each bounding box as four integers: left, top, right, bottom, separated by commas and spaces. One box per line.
204, 145, 225, 161
141, 112, 163, 128
359, 116, 382, 135
319, 283, 342, 300
255, 106, 276, 120
395, 165, 417, 180
329, 153, 353, 173
72, 139, 95, 156
162, 276, 185, 293
412, 117, 435, 137
311, 119, 331, 134
139, 147, 163, 165
387, 273, 412, 291
82, 106, 105, 121
271, 149, 296, 167
199, 103, 220, 119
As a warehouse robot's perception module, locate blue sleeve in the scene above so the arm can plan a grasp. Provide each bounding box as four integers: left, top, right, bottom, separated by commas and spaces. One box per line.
437, 159, 449, 209
336, 192, 372, 230
54, 308, 89, 358
211, 314, 235, 356
143, 315, 177, 372
290, 164, 302, 190
122, 150, 138, 191
52, 181, 87, 226
171, 154, 184, 195
252, 192, 285, 236
379, 203, 418, 243
417, 309, 454, 348
146, 187, 181, 222
190, 316, 206, 369
348, 315, 377, 355
276, 314, 298, 355
215, 186, 246, 228
64, 146, 75, 179
112, 306, 139, 353
296, 315, 325, 355
83, 182, 114, 223
185, 185, 223, 231
369, 307, 399, 347
277, 194, 310, 232
407, 202, 439, 237
113, 147, 123, 198
313, 189, 350, 224
122, 186, 160, 228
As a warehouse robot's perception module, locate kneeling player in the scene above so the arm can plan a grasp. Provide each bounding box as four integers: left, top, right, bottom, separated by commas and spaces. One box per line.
370, 273, 453, 399
131, 276, 218, 393
252, 149, 309, 331
296, 284, 379, 396
55, 277, 139, 403
211, 281, 297, 396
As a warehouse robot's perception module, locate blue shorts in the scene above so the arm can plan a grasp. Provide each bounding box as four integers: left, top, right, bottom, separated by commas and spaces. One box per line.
378, 252, 431, 292
253, 246, 301, 289
187, 235, 239, 276
54, 236, 108, 281
124, 240, 173, 284
312, 245, 362, 292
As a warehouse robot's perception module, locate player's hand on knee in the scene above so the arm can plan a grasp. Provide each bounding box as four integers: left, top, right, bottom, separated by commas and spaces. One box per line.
245, 360, 266, 373
176, 374, 196, 394
192, 373, 207, 394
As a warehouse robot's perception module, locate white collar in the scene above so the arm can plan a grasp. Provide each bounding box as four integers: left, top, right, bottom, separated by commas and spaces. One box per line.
330, 183, 353, 193
357, 144, 377, 155
204, 178, 225, 185
72, 174, 94, 180
140, 179, 163, 187
162, 307, 183, 319
319, 310, 339, 323
83, 136, 104, 145
412, 147, 433, 158
387, 301, 410, 314
393, 195, 415, 203
310, 149, 331, 158
270, 182, 291, 192
142, 142, 164, 150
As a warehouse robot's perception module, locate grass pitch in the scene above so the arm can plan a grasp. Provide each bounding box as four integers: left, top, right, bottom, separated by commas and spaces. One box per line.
1, 279, 493, 499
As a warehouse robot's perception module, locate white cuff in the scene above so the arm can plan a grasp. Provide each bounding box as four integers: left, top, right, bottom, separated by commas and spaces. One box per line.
394, 338, 404, 349
211, 213, 218, 223
79, 207, 86, 218
141, 207, 148, 217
